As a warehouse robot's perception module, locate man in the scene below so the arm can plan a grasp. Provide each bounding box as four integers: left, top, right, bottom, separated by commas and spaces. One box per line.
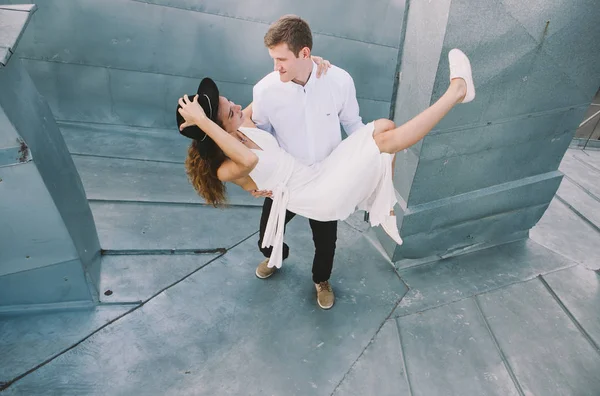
251, 15, 365, 310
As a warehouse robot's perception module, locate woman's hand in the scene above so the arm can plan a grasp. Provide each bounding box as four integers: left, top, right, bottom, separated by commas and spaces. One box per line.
178, 95, 207, 130
312, 56, 332, 77
251, 189, 273, 198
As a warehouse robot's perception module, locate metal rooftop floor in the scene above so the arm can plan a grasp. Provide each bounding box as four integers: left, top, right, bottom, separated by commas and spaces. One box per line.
1, 120, 599, 395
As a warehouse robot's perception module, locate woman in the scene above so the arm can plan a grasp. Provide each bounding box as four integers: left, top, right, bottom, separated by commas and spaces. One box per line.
177, 49, 475, 269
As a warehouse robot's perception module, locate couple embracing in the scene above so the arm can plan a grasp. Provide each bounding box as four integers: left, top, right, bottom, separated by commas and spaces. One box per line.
177, 15, 475, 310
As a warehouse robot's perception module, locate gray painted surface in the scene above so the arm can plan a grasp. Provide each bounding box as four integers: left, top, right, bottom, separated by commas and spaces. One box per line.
397, 299, 520, 396
556, 177, 600, 230
0, 162, 78, 277
2, 221, 407, 395
0, 4, 35, 65
59, 121, 260, 206
3, 0, 405, 127
59, 122, 189, 162
543, 265, 600, 347
99, 253, 220, 303
393, 239, 574, 317
385, 0, 600, 260
0, 259, 93, 306
2, 1, 600, 394
90, 201, 261, 251
531, 198, 600, 271
72, 152, 259, 206
477, 279, 600, 395
0, 6, 100, 308
0, 305, 131, 381
2, 146, 600, 395
332, 319, 410, 396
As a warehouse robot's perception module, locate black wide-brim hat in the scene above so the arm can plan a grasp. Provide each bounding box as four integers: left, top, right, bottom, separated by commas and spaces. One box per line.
176, 78, 220, 156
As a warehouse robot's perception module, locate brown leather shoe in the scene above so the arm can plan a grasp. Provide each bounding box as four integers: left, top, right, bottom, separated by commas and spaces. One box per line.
255, 258, 276, 279
315, 281, 335, 309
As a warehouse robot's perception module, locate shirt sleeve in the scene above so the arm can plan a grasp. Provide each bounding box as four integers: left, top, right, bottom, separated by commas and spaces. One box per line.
252, 83, 274, 134
338, 72, 365, 136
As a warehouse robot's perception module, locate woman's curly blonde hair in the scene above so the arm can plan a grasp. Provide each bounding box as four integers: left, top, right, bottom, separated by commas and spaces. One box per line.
184, 139, 227, 207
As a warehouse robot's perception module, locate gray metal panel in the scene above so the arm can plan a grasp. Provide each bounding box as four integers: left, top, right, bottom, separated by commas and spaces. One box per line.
408, 128, 572, 204
432, 0, 599, 130
502, 0, 600, 100
99, 253, 220, 303
478, 279, 600, 395
90, 201, 262, 251
22, 58, 254, 128
72, 155, 259, 206
402, 172, 562, 236
12, 0, 398, 103
392, 0, 451, 125
393, 145, 420, 203
143, 0, 406, 48
2, 223, 407, 395
0, 56, 101, 275
333, 319, 410, 396
398, 299, 520, 396
384, 0, 600, 260
0, 45, 9, 66
395, 203, 548, 260
0, 0, 400, 130
23, 57, 389, 129
0, 304, 130, 381
356, 98, 391, 122
0, 162, 78, 277
394, 239, 574, 317
0, 8, 28, 48
531, 198, 600, 270
543, 265, 600, 346
390, 0, 452, 203
0, 5, 35, 66
424, 107, 585, 162
559, 150, 600, 199
556, 177, 600, 230
59, 122, 188, 162
0, 259, 92, 306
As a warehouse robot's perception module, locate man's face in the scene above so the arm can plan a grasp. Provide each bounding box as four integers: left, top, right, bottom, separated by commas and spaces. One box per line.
217, 96, 244, 133
268, 43, 305, 83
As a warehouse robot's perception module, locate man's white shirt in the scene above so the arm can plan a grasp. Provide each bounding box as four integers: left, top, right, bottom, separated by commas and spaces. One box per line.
252, 62, 365, 166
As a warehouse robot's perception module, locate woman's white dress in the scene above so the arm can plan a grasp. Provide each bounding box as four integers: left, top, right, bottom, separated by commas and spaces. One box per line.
240, 122, 398, 269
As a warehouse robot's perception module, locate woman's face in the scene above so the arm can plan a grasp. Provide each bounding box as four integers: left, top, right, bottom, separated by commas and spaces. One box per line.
217, 96, 244, 133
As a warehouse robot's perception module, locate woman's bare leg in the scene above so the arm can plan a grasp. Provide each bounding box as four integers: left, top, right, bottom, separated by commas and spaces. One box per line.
373, 78, 467, 154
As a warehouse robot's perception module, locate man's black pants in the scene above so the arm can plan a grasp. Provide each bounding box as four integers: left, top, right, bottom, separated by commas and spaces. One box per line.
257, 198, 337, 283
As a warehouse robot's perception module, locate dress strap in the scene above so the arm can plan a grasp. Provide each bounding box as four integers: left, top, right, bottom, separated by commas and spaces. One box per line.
261, 185, 290, 269
259, 157, 295, 269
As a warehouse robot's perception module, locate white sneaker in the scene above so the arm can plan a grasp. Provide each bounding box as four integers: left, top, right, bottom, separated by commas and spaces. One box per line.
449, 49, 475, 103
381, 215, 403, 245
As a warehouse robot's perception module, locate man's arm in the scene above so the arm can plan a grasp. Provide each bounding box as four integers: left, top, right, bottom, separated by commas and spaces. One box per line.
338, 72, 365, 136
